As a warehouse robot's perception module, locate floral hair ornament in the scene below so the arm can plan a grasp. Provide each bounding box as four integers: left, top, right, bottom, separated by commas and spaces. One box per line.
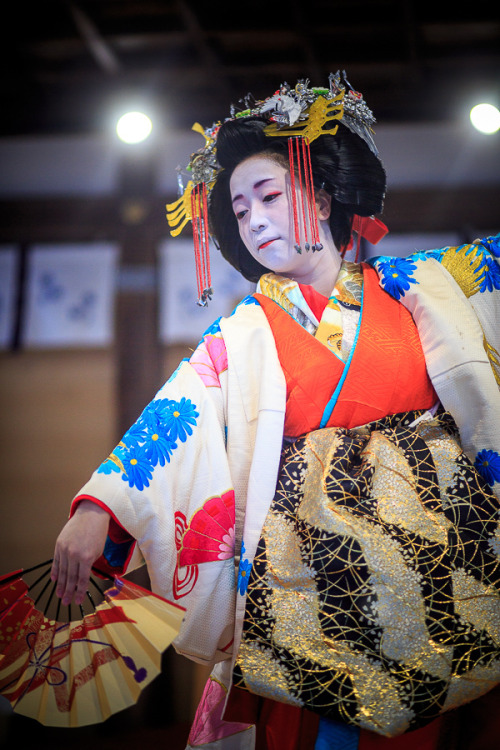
166, 71, 387, 303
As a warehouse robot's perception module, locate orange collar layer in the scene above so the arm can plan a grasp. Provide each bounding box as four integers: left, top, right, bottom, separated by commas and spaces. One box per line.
255, 264, 437, 436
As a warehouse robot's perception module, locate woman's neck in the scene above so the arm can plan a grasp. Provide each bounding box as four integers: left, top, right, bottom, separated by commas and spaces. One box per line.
289, 235, 342, 297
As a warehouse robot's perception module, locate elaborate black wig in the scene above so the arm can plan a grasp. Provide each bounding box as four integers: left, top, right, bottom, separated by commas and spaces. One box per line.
208, 116, 387, 282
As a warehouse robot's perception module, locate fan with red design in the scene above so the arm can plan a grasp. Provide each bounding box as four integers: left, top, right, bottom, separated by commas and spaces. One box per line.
0, 561, 185, 727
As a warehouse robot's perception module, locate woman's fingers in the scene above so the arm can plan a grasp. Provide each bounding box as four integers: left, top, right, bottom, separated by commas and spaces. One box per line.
60, 560, 78, 607
50, 556, 59, 585
51, 541, 81, 605
73, 555, 95, 607
51, 500, 110, 606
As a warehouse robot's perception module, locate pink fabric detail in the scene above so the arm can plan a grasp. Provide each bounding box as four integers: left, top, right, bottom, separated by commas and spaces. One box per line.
179, 490, 235, 567
189, 334, 228, 388
218, 527, 235, 560
188, 677, 251, 746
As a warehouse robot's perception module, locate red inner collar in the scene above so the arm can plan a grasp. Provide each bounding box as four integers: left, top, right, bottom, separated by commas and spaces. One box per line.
298, 283, 328, 321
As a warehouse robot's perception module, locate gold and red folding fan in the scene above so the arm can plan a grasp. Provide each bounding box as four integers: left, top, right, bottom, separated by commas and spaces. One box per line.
0, 561, 185, 727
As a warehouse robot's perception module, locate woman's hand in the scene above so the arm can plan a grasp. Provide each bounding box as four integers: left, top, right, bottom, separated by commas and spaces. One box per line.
51, 500, 110, 607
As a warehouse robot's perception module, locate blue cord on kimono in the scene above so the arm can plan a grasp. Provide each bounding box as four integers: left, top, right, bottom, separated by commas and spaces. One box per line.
319, 285, 364, 429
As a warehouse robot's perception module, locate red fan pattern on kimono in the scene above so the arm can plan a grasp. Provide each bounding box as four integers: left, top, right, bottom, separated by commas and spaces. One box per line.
173, 490, 235, 600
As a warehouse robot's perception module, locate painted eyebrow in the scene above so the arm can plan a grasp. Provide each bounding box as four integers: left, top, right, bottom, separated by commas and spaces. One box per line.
231, 177, 278, 205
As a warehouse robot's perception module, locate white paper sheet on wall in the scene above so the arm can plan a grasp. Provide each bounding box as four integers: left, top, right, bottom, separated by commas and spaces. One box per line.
158, 238, 254, 344
0, 247, 19, 349
22, 243, 119, 347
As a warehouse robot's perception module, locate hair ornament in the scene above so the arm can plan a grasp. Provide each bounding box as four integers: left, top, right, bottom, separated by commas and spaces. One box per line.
261, 72, 377, 153
165, 120, 220, 237
264, 90, 344, 143
165, 71, 381, 301
166, 180, 195, 237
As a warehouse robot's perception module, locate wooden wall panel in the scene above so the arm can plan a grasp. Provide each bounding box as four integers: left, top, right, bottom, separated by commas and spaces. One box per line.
0, 349, 116, 574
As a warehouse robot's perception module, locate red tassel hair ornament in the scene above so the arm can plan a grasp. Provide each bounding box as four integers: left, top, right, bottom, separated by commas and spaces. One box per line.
287, 137, 323, 254
190, 183, 213, 306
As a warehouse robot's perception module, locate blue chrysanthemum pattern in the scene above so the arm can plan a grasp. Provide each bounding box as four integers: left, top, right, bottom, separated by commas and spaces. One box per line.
478, 235, 500, 257
474, 449, 500, 487
97, 396, 199, 490
371, 235, 500, 299
201, 317, 222, 338
477, 255, 500, 293
237, 541, 252, 596
373, 256, 418, 300
230, 295, 261, 316
407, 248, 446, 263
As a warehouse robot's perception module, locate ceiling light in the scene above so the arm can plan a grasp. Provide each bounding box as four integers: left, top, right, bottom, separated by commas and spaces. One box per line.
116, 111, 153, 144
469, 103, 500, 135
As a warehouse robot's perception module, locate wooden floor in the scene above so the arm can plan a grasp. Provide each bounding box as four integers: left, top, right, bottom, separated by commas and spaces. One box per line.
0, 712, 191, 750
2, 683, 500, 749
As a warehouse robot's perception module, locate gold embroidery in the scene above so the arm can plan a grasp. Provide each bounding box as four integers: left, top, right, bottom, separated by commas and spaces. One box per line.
452, 568, 500, 644
236, 641, 304, 707
443, 662, 500, 712
335, 261, 364, 306
440, 244, 484, 298
327, 332, 342, 351
234, 411, 500, 737
258, 274, 296, 314
484, 337, 500, 387
314, 262, 363, 357
366, 431, 453, 546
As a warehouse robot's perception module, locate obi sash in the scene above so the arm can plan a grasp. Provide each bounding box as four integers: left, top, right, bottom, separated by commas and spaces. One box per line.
254, 263, 437, 437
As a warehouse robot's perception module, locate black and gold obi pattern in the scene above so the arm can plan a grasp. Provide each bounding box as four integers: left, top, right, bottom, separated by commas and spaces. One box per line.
233, 410, 500, 737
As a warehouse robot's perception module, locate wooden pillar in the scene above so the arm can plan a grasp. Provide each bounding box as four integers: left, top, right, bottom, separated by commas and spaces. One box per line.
115, 145, 163, 438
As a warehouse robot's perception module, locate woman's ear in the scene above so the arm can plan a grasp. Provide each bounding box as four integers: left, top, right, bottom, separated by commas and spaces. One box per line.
316, 189, 332, 220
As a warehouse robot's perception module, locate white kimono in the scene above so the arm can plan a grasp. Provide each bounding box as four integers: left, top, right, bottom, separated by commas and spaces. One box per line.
74, 236, 500, 748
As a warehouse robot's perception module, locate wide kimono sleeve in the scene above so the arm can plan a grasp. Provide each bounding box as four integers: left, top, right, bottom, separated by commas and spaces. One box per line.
72, 321, 239, 666
370, 234, 500, 500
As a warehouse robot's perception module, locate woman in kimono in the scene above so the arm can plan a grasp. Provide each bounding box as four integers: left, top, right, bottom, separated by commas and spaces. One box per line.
51, 73, 500, 749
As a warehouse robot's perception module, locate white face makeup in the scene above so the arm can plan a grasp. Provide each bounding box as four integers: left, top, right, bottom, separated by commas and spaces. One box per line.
229, 154, 340, 291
